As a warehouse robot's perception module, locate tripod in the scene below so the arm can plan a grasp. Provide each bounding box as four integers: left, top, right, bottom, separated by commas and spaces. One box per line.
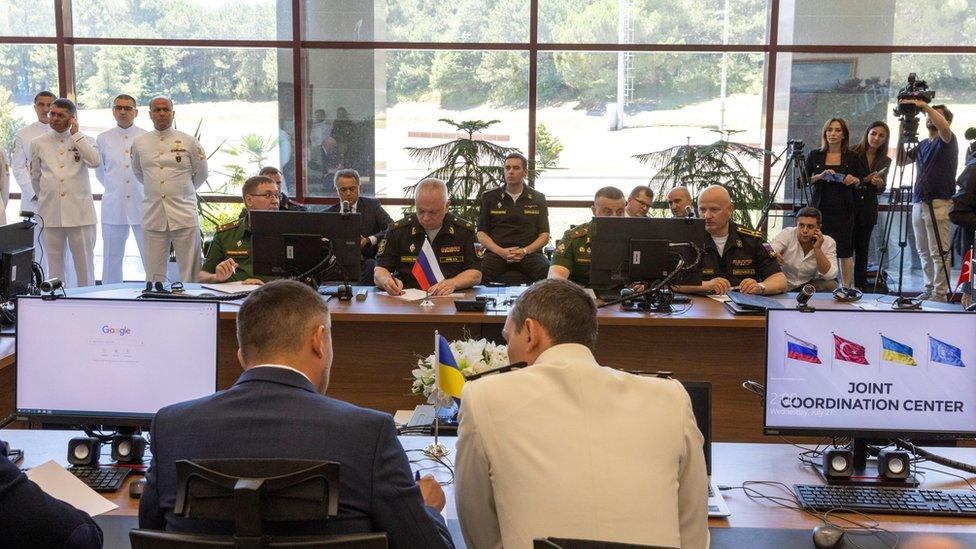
875, 117, 954, 308
759, 142, 811, 230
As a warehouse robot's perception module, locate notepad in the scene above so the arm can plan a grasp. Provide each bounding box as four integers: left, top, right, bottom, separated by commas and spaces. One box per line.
25, 461, 118, 516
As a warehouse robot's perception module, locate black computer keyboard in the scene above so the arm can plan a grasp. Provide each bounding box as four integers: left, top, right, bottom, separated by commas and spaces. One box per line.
69, 466, 131, 492
795, 484, 976, 517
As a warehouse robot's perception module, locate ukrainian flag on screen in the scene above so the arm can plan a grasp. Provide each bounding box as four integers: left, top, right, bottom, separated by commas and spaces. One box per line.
881, 335, 917, 366
436, 335, 465, 400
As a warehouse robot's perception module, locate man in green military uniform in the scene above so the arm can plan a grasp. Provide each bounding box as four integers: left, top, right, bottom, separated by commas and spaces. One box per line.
375, 178, 482, 295
673, 185, 787, 295
197, 175, 281, 284
548, 186, 626, 290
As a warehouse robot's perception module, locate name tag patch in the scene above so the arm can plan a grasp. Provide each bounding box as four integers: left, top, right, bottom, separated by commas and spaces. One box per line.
440, 246, 461, 253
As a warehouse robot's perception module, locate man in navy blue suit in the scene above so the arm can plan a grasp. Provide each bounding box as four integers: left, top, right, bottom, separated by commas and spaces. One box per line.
0, 440, 103, 548
325, 168, 393, 284
138, 280, 454, 547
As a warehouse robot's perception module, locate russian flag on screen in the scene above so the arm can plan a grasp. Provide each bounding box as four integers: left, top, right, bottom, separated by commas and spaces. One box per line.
411, 238, 444, 291
786, 332, 821, 364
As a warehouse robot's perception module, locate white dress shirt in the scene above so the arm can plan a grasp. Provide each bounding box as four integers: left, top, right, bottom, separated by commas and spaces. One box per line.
455, 343, 710, 549
131, 128, 208, 231
11, 121, 50, 211
96, 125, 147, 225
29, 129, 99, 228
769, 227, 838, 288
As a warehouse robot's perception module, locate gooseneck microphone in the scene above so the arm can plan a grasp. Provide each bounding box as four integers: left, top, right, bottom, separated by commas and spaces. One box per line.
340, 200, 351, 215
684, 205, 695, 218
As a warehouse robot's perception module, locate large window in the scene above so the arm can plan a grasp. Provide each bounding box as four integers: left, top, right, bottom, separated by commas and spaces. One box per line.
0, 1, 55, 37
71, 0, 288, 40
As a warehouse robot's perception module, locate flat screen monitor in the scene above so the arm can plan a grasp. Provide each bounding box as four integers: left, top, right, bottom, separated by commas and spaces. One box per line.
589, 217, 705, 286
250, 211, 361, 283
15, 297, 219, 427
764, 308, 976, 440
0, 221, 34, 299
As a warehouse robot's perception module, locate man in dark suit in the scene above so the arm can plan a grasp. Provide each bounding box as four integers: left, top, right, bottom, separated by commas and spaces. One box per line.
0, 440, 103, 548
325, 168, 393, 284
139, 280, 454, 548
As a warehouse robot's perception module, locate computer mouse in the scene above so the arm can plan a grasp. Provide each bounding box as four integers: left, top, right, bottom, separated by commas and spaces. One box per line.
129, 477, 147, 499
812, 524, 845, 549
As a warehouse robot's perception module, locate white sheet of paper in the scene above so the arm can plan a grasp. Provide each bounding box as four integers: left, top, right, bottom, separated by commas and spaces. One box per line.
383, 288, 464, 301
200, 281, 261, 294
708, 294, 732, 303
25, 460, 118, 516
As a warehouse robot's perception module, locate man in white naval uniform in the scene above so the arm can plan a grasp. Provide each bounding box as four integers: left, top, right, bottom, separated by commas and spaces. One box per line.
95, 94, 147, 283
29, 98, 100, 288
10, 91, 56, 270
131, 96, 208, 283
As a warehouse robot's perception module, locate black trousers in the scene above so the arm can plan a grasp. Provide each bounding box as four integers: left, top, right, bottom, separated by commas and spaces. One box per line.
480, 251, 550, 284
852, 223, 875, 288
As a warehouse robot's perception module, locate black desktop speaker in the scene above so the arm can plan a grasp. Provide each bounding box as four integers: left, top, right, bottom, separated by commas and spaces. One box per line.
67, 437, 101, 466
111, 435, 147, 463
877, 450, 911, 480
823, 448, 854, 478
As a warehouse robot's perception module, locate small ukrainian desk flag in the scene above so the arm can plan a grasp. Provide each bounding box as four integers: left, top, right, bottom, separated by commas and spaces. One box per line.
436, 333, 465, 400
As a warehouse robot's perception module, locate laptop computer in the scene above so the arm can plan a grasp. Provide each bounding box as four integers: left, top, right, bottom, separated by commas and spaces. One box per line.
681, 380, 731, 517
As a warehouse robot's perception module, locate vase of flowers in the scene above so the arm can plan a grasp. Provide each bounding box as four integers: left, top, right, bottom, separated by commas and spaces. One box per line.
411, 336, 509, 410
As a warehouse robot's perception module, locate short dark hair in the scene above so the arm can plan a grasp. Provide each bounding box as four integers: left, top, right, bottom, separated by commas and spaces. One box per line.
594, 186, 624, 202
510, 279, 598, 350
51, 98, 77, 117
629, 185, 653, 201
259, 166, 281, 177
237, 280, 330, 364
932, 104, 953, 124
113, 94, 136, 106
242, 175, 275, 199
796, 206, 822, 225
34, 91, 55, 103
505, 152, 528, 170
334, 168, 360, 186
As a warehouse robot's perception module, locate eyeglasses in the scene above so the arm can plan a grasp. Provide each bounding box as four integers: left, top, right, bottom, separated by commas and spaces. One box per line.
632, 198, 653, 209
112, 105, 135, 112
248, 192, 281, 200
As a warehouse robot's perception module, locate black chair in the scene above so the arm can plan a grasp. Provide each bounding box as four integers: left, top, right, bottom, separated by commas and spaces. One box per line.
534, 538, 676, 549
130, 459, 387, 549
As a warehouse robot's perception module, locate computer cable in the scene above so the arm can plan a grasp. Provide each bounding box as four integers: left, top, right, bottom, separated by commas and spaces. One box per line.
405, 448, 455, 486
896, 439, 976, 476
722, 480, 899, 549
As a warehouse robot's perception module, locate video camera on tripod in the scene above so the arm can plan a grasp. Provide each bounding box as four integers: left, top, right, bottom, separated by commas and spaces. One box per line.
893, 73, 936, 138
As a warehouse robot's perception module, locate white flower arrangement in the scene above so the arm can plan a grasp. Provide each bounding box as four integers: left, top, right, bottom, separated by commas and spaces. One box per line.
411, 336, 509, 407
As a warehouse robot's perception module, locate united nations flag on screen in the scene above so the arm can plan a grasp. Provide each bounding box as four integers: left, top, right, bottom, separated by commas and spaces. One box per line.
929, 335, 965, 368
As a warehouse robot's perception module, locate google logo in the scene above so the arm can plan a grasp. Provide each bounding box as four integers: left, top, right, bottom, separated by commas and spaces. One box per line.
101, 325, 132, 336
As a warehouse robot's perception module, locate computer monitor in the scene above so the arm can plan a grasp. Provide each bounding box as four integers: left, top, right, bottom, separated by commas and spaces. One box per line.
764, 308, 976, 440
250, 211, 362, 283
589, 217, 705, 287
0, 221, 35, 300
15, 297, 219, 428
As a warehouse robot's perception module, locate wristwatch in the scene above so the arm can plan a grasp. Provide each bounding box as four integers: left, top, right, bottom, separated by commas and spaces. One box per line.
758, 282, 767, 295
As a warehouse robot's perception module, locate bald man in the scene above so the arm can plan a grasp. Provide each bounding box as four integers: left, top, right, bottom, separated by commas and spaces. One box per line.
674, 185, 786, 296
667, 186, 694, 218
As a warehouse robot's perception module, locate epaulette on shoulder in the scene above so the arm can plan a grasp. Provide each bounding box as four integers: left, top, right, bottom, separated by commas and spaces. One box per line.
565, 223, 589, 240
736, 225, 763, 239
216, 219, 241, 232
454, 217, 475, 232
392, 216, 411, 229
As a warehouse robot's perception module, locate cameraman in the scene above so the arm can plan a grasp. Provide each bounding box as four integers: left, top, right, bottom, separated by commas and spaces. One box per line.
949, 145, 976, 307
897, 100, 958, 302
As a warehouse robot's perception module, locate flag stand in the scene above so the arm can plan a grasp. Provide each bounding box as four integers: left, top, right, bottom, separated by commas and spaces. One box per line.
424, 330, 451, 459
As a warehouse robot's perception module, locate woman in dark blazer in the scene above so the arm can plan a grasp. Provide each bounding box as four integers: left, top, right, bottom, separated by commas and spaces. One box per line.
851, 121, 892, 290
805, 117, 867, 288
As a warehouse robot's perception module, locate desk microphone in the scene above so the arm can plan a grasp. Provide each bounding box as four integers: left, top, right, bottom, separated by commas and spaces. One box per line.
340, 200, 351, 215
796, 283, 815, 311
684, 205, 696, 218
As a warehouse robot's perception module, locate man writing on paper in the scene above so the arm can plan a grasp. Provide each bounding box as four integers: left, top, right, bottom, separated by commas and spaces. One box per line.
198, 175, 280, 284
374, 178, 481, 296
454, 279, 709, 548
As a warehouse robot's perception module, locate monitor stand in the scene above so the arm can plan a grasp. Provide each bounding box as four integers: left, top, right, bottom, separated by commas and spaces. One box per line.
817, 438, 920, 487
